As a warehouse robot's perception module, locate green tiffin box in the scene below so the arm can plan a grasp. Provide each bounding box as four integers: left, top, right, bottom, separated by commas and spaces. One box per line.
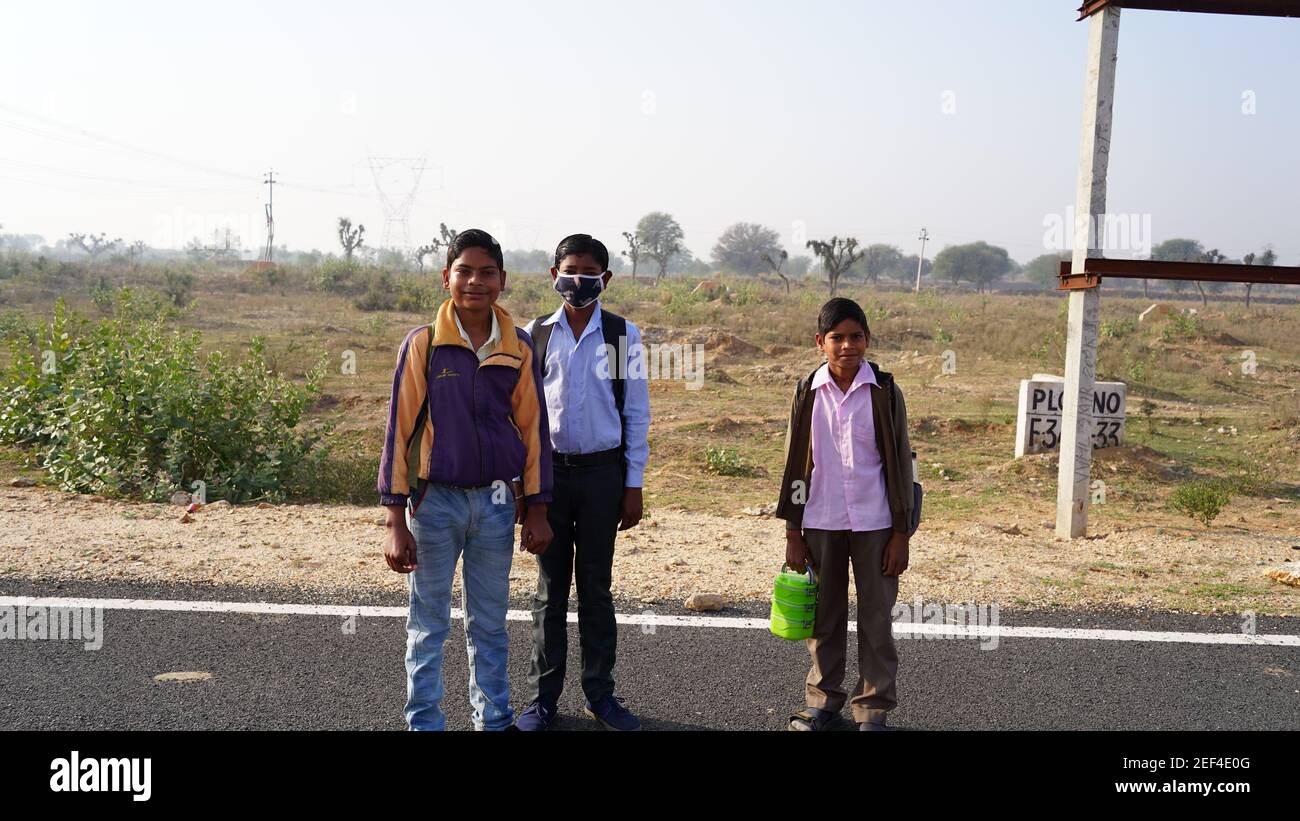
769, 564, 818, 640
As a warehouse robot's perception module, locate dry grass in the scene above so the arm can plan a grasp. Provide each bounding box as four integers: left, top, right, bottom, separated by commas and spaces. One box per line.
2, 261, 1298, 611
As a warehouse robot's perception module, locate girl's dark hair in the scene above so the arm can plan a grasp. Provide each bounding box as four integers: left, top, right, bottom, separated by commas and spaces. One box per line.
817, 297, 871, 336
446, 228, 504, 270
553, 233, 610, 271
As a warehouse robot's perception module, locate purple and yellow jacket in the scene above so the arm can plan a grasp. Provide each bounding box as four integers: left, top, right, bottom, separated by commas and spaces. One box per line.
377, 299, 552, 510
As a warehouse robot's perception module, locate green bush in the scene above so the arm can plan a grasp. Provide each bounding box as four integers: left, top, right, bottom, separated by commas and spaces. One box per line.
353, 272, 398, 312
313, 259, 356, 294
162, 269, 195, 307
0, 295, 327, 502
1160, 312, 1199, 342
286, 432, 380, 503
1101, 318, 1136, 339
704, 446, 762, 478
1168, 480, 1231, 527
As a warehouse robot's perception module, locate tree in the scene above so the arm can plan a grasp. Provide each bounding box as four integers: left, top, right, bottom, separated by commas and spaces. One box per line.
806, 236, 864, 297
67, 232, 122, 259
931, 241, 1012, 293
1023, 252, 1071, 288
338, 217, 365, 264
127, 240, 147, 269
413, 245, 433, 273
762, 249, 791, 294
503, 249, 551, 272
668, 247, 710, 277
621, 231, 642, 282
711, 222, 781, 275
1199, 248, 1230, 304
1150, 238, 1204, 297
636, 212, 684, 283
787, 254, 812, 278
1244, 247, 1277, 309
414, 225, 455, 274
854, 243, 904, 285
898, 253, 932, 287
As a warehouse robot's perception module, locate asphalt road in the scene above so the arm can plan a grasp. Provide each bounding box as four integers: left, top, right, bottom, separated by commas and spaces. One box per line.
2, 577, 1297, 731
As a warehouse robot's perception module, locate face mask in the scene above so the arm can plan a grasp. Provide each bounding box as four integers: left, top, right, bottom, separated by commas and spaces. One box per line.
554, 273, 604, 309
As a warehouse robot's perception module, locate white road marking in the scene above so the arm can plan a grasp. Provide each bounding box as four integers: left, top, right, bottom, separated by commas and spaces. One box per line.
1, 595, 1296, 646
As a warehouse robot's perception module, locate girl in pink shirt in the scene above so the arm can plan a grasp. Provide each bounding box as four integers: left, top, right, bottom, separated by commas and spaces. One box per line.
775, 297, 918, 731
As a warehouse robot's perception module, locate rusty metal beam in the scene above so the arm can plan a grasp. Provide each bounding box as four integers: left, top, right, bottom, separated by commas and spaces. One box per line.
1079, 1, 1300, 19
1059, 257, 1300, 287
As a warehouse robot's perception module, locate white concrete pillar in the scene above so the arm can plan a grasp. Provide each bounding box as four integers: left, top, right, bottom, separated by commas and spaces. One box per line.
1056, 5, 1121, 539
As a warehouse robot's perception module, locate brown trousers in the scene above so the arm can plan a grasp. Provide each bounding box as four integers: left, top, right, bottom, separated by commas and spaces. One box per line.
803, 527, 898, 723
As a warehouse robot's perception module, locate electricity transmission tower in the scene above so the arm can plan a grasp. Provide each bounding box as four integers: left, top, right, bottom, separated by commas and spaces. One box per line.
367, 155, 427, 251
259, 170, 276, 264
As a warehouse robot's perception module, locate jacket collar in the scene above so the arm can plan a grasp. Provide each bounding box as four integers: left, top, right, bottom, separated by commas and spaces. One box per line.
432, 298, 523, 367
810, 360, 878, 394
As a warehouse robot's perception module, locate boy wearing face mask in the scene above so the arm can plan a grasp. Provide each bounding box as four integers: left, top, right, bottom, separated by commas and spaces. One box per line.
517, 233, 651, 731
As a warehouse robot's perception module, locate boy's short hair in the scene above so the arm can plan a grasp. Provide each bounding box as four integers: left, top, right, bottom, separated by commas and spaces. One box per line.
818, 297, 871, 336
553, 233, 610, 271
447, 228, 504, 270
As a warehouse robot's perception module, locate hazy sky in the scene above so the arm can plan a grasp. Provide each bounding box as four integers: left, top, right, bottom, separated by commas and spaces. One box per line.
1, 0, 1297, 264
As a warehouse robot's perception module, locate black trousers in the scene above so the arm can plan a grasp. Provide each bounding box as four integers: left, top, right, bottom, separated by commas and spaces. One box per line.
527, 460, 624, 704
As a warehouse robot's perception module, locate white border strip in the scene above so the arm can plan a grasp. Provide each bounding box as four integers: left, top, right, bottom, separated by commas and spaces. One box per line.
1, 596, 1296, 646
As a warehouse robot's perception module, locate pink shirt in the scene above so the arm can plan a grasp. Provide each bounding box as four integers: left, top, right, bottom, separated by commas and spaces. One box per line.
803, 362, 893, 532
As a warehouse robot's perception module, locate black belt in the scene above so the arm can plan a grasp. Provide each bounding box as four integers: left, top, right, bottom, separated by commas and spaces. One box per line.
552, 447, 621, 468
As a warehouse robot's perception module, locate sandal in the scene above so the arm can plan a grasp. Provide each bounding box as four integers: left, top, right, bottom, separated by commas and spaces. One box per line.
788, 708, 836, 731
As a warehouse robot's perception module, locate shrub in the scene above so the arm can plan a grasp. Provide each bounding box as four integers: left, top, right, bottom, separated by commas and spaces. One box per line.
0, 295, 327, 502
162, 269, 195, 307
1100, 318, 1136, 338
1168, 480, 1230, 527
354, 272, 398, 312
704, 446, 762, 478
313, 259, 356, 294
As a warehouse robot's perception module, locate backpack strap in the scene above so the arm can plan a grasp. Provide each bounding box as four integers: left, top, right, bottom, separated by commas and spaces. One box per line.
404, 323, 434, 502
600, 310, 628, 423
601, 310, 628, 482
532, 313, 555, 378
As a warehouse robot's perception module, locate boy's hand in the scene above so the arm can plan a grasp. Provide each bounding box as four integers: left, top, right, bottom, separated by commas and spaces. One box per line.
882, 531, 910, 577
520, 505, 552, 555
785, 529, 813, 573
618, 487, 643, 531
382, 506, 418, 574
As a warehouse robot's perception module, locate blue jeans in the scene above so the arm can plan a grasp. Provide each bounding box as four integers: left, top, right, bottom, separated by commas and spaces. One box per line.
404, 483, 516, 731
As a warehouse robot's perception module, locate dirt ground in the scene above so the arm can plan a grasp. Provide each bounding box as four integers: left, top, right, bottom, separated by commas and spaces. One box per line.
2, 486, 1296, 615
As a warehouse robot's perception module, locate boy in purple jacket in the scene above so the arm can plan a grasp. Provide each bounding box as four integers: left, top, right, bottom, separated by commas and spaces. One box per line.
378, 228, 553, 730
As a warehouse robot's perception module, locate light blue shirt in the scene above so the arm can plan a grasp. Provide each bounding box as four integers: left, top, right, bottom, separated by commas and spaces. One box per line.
524, 301, 651, 488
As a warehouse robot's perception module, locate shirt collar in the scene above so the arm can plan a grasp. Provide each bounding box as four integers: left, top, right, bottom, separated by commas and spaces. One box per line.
452, 304, 500, 355
543, 300, 603, 341
811, 360, 877, 394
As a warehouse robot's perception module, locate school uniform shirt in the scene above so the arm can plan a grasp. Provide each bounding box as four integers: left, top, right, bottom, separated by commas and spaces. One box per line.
523, 301, 651, 488
452, 304, 501, 362
802, 361, 894, 532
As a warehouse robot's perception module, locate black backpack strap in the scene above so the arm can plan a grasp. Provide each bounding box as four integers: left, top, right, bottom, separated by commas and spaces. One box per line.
600, 311, 629, 483
531, 314, 555, 378
600, 311, 627, 421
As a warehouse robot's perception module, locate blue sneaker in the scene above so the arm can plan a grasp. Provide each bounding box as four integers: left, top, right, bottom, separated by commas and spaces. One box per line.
515, 699, 557, 732
584, 694, 641, 731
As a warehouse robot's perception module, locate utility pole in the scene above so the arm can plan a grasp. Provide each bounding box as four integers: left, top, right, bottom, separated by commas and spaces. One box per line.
260, 170, 276, 264
1056, 5, 1120, 539
914, 228, 929, 292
